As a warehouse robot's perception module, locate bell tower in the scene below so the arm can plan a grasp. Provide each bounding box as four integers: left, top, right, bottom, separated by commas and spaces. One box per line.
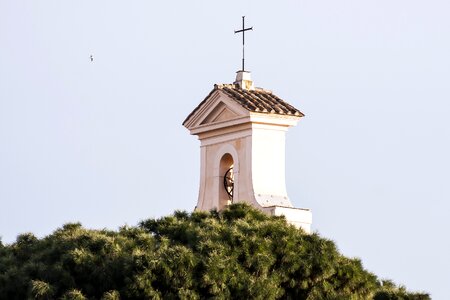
183, 71, 312, 232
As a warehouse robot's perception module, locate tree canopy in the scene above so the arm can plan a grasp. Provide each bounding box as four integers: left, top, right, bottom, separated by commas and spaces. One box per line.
0, 204, 429, 299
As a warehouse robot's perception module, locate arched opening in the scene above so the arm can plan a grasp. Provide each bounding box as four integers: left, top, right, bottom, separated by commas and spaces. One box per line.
219, 153, 234, 210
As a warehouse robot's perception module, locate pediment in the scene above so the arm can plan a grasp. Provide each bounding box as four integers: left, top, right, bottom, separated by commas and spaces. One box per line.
200, 102, 239, 125
183, 89, 250, 131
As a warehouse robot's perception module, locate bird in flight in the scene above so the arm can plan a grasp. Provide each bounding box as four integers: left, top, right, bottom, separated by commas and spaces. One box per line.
90, 55, 94, 62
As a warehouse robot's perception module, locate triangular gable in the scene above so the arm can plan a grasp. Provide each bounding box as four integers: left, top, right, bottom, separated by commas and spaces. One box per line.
200, 102, 239, 125
183, 89, 250, 130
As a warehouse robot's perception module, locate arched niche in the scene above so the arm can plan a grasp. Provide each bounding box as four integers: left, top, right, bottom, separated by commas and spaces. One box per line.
214, 144, 239, 210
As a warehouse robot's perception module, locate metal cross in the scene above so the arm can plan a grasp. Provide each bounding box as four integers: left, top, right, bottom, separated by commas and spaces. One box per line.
234, 16, 253, 71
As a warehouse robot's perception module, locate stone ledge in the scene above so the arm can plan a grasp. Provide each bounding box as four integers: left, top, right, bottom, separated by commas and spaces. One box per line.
263, 205, 312, 233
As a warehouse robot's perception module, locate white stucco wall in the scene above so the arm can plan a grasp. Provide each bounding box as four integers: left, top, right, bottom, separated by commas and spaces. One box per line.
196, 128, 260, 211
251, 124, 292, 207
196, 123, 296, 211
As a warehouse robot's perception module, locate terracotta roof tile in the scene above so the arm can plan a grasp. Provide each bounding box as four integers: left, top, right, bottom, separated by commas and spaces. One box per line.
183, 84, 304, 125
218, 84, 303, 117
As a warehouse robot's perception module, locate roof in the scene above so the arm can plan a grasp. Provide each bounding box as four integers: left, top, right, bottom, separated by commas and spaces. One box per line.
183, 84, 304, 125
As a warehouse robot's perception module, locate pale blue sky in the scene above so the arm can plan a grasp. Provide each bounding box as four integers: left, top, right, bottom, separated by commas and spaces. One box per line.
1, 0, 449, 298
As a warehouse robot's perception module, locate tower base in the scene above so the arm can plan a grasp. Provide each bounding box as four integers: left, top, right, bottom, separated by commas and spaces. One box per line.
263, 206, 312, 233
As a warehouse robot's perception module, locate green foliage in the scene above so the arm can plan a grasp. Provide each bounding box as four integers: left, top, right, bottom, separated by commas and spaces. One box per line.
31, 280, 54, 299
0, 204, 429, 299
61, 289, 87, 300
101, 290, 120, 300
373, 280, 430, 300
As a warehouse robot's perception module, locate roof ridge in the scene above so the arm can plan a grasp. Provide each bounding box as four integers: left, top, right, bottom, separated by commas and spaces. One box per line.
214, 83, 273, 94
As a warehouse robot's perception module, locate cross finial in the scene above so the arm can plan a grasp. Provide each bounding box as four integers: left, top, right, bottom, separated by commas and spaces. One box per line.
234, 16, 253, 71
